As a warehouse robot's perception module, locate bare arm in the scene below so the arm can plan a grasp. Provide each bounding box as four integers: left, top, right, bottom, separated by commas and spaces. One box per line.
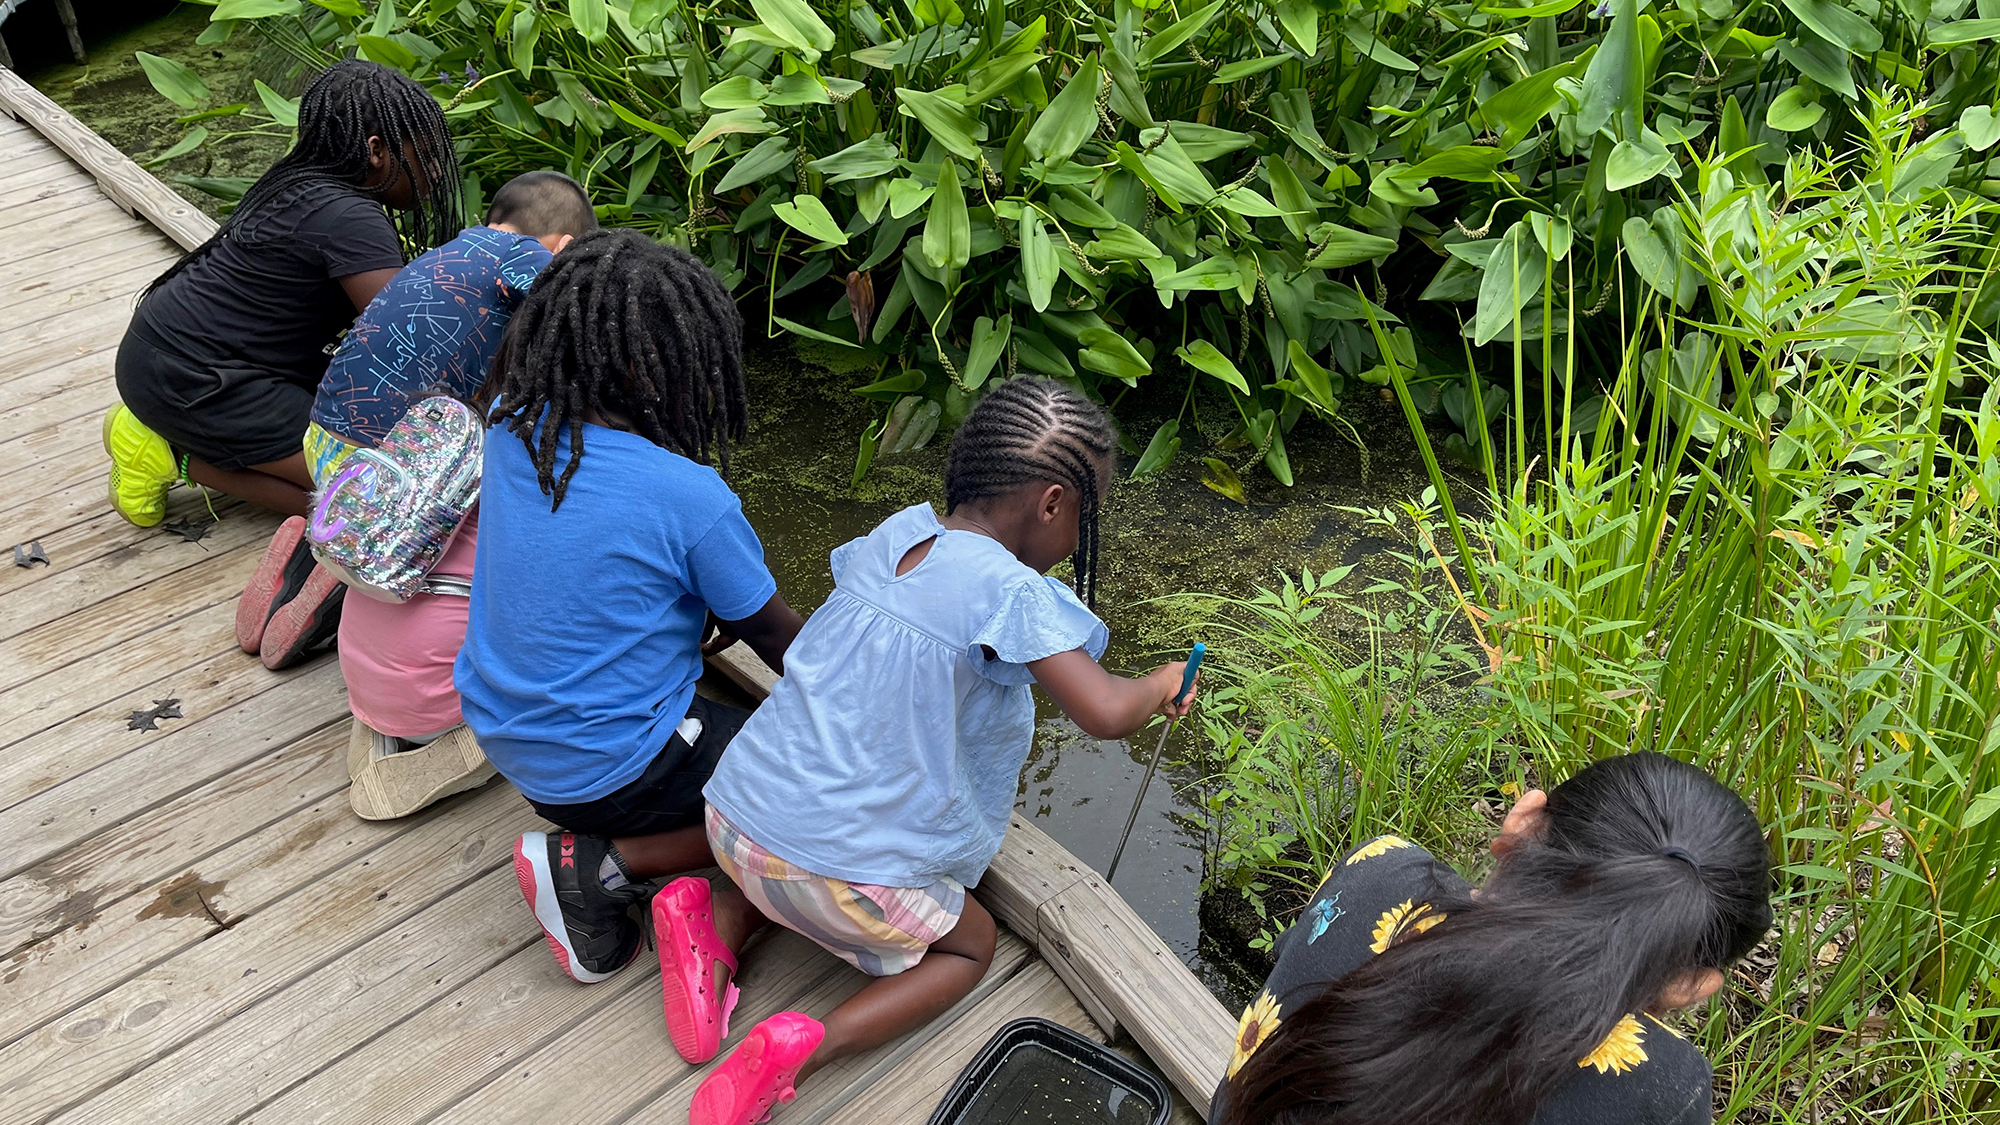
337, 267, 401, 312
713, 592, 806, 676
1027, 649, 1196, 740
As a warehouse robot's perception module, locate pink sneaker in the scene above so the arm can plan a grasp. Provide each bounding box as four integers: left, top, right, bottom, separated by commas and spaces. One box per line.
688, 1012, 825, 1125
654, 877, 741, 1063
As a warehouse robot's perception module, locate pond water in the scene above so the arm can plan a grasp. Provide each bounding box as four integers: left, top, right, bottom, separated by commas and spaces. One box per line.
24, 12, 1437, 1003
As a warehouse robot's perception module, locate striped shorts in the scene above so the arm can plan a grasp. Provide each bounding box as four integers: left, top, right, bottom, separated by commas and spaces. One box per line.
303, 421, 356, 488
705, 804, 964, 977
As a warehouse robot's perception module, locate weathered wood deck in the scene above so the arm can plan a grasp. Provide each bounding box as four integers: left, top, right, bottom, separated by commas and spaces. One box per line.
0, 66, 1232, 1125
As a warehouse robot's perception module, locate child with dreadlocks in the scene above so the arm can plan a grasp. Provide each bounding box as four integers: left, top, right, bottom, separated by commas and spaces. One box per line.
453, 228, 805, 988
107, 58, 459, 528
670, 377, 1197, 1125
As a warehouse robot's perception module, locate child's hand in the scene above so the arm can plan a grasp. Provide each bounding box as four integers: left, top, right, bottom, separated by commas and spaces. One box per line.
1149, 662, 1199, 720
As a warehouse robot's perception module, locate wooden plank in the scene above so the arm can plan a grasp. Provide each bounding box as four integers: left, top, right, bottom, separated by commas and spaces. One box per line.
0, 287, 147, 374
3, 248, 178, 332
0, 411, 108, 495
238, 938, 660, 1125
8, 211, 159, 274
0, 542, 256, 698
0, 504, 274, 643
1037, 876, 1236, 1117
982, 813, 1091, 946
707, 640, 780, 699
0, 68, 218, 251
0, 447, 112, 540
0, 499, 249, 604
0, 181, 113, 236
0, 344, 116, 447
0, 722, 347, 974
0, 781, 537, 1120
0, 660, 345, 882
811, 961, 1102, 1125
0, 788, 387, 1049
51, 872, 533, 1125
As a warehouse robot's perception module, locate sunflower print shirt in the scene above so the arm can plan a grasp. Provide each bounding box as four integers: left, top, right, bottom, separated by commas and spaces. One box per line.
1208, 836, 1714, 1125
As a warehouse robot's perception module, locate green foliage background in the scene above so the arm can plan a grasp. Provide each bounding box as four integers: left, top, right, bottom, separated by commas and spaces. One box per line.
144, 0, 2000, 485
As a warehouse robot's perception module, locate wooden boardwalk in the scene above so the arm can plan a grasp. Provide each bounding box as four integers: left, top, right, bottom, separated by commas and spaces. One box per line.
0, 68, 1230, 1125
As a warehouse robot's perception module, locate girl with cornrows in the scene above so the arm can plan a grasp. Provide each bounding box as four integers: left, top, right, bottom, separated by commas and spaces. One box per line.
1215, 751, 1772, 1125
456, 229, 804, 990
105, 58, 460, 526
673, 377, 1197, 1125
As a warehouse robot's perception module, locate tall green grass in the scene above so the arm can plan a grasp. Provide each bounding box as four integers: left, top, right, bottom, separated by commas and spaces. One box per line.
1196, 100, 2000, 1120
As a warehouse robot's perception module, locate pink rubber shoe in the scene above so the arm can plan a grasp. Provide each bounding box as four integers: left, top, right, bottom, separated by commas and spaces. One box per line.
688, 1012, 825, 1125
654, 877, 741, 1063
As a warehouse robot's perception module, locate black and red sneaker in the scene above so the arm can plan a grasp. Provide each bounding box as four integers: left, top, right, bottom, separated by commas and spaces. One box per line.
258, 563, 345, 671
513, 830, 646, 983
236, 517, 312, 653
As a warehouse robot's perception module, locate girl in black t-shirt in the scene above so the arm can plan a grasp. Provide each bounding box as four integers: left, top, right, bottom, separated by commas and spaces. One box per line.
1215, 752, 1772, 1125
107, 59, 460, 526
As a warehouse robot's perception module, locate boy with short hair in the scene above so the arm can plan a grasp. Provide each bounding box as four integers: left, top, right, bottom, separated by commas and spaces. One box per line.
236, 170, 599, 820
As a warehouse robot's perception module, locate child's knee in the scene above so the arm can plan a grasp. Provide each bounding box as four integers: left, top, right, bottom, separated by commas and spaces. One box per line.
938, 896, 997, 965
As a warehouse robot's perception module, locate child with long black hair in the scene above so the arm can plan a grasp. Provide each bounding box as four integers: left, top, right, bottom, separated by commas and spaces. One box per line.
106, 58, 460, 527
453, 228, 804, 985
669, 378, 1197, 1125
1216, 751, 1772, 1125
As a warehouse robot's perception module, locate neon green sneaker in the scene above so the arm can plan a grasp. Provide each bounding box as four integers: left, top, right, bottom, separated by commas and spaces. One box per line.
102, 404, 177, 527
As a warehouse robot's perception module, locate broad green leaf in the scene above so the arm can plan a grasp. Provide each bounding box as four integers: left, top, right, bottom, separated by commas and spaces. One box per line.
1210, 55, 1287, 83
963, 314, 1011, 389
253, 79, 298, 127
609, 100, 687, 144
966, 52, 1044, 104
1473, 224, 1546, 346
750, 0, 836, 53
923, 159, 971, 271
888, 177, 935, 218
1527, 212, 1571, 260
1778, 34, 1859, 99
1927, 17, 2000, 45
1964, 786, 2000, 828
1408, 145, 1509, 182
1343, 24, 1417, 70
686, 108, 774, 150
1477, 0, 1584, 15
1140, 137, 1217, 205
1021, 211, 1058, 310
1960, 104, 2000, 150
854, 369, 927, 395
308, 0, 366, 14
135, 52, 209, 109
1201, 458, 1246, 503
1604, 133, 1675, 189
715, 135, 794, 193
1079, 327, 1151, 379
1284, 340, 1338, 409
1782, 0, 1882, 53
851, 418, 881, 486
1576, 0, 1640, 137
773, 195, 850, 245
144, 125, 210, 168
1766, 86, 1825, 131
1217, 187, 1288, 218
211, 0, 297, 18
1247, 409, 1293, 485
809, 134, 901, 182
1622, 215, 1695, 308
767, 72, 832, 107
358, 33, 420, 70
774, 315, 860, 347
1140, 0, 1226, 64
1275, 0, 1320, 55
1472, 60, 1575, 142
1025, 54, 1103, 165
1156, 256, 1242, 291
896, 87, 988, 160
1113, 142, 1183, 211
1304, 225, 1398, 269
1084, 224, 1164, 260
508, 8, 540, 78
1263, 156, 1316, 240
571, 0, 610, 42
702, 76, 770, 110
1131, 420, 1181, 477
1176, 339, 1250, 393
1148, 121, 1251, 162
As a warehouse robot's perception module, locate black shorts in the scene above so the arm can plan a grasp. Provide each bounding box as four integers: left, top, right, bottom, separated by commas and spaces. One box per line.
526, 694, 751, 838
115, 318, 314, 473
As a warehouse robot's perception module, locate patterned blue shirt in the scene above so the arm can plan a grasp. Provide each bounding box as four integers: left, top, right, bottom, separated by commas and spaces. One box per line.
310, 225, 552, 446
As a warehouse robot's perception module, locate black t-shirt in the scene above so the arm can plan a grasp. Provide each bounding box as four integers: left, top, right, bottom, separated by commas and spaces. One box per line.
1210, 836, 1714, 1125
138, 179, 405, 391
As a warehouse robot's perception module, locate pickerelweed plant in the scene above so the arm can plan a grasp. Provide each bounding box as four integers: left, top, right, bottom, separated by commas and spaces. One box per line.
139, 0, 2000, 489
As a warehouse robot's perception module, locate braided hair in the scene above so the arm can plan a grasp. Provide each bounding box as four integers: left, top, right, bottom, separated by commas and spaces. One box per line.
144, 59, 461, 299
945, 378, 1117, 607
482, 228, 747, 510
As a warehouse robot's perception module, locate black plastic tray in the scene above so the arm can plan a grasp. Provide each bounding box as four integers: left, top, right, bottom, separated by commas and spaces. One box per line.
924, 1017, 1173, 1125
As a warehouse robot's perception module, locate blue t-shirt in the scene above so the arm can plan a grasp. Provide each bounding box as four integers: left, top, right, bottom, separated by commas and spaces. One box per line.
310, 225, 552, 446
704, 503, 1107, 888
455, 420, 777, 805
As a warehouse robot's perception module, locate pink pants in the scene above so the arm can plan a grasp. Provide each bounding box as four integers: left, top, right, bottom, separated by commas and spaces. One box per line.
336, 509, 477, 738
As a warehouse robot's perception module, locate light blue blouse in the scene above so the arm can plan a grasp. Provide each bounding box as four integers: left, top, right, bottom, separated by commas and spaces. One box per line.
704, 503, 1108, 888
